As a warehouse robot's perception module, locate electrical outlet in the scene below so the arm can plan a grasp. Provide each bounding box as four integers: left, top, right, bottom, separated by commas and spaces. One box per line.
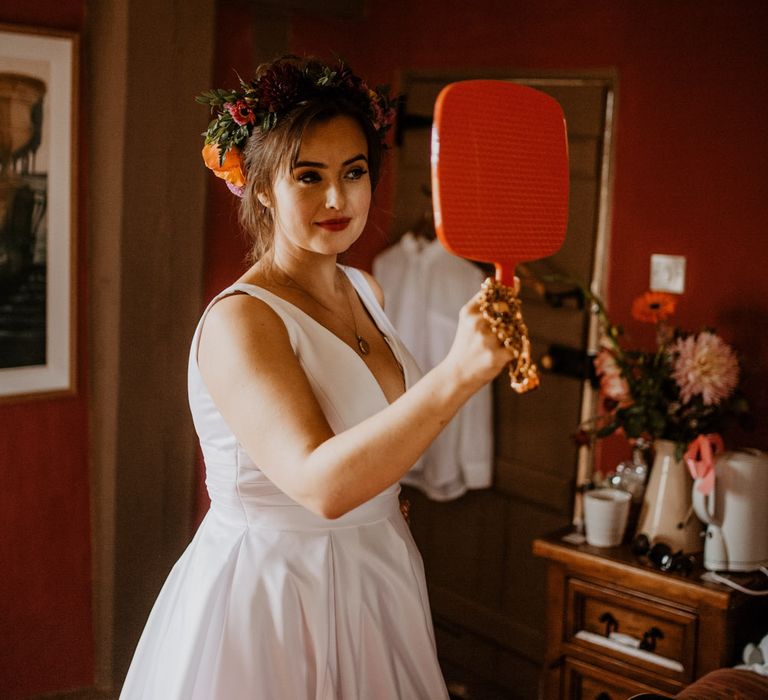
650, 254, 686, 294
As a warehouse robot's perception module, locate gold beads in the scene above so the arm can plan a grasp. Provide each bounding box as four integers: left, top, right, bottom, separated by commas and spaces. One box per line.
478, 276, 540, 394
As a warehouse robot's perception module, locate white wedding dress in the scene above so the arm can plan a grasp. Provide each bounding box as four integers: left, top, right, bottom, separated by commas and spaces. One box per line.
120, 266, 449, 699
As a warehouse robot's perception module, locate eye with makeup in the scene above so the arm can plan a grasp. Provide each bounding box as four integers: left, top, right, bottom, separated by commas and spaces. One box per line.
345, 166, 369, 181
295, 170, 322, 185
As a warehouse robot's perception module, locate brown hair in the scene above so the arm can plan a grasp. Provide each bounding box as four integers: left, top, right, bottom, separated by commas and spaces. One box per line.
239, 89, 385, 263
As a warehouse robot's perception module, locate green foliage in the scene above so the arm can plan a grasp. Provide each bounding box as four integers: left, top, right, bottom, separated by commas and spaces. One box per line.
196, 57, 398, 164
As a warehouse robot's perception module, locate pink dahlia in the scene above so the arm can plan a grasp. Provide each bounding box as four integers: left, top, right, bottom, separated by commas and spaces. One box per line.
671, 332, 739, 406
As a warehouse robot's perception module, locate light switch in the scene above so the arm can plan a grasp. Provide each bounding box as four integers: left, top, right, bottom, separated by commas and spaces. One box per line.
650, 254, 686, 294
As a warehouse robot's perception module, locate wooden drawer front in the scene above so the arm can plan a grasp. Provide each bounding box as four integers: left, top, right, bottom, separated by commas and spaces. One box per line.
567, 577, 697, 680
563, 657, 663, 700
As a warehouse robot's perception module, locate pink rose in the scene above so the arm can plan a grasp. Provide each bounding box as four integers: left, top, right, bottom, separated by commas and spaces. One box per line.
594, 348, 632, 406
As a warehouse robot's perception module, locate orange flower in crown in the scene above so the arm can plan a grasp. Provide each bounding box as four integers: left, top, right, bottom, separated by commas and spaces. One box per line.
631, 291, 677, 324
201, 143, 246, 192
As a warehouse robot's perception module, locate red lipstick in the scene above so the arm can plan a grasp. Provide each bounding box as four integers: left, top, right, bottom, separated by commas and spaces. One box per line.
315, 218, 351, 232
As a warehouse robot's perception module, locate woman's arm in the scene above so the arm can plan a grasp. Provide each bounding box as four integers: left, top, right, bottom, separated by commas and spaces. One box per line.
198, 292, 508, 518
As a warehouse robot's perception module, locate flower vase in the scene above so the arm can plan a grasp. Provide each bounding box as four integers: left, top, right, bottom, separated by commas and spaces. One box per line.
636, 439, 703, 553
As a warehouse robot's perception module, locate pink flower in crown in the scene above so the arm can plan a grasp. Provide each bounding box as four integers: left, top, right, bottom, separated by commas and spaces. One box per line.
381, 104, 396, 129
225, 100, 255, 126
337, 63, 364, 91
369, 93, 385, 129
368, 89, 395, 132
671, 331, 739, 406
594, 347, 632, 406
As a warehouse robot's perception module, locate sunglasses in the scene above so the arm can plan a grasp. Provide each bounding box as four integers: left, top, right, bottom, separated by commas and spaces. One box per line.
631, 534, 696, 575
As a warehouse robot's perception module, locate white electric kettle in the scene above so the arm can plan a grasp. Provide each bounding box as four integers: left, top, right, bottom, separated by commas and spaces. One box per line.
692, 448, 768, 572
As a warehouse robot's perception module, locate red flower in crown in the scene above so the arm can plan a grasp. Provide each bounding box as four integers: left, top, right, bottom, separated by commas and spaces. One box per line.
257, 63, 307, 113
225, 100, 255, 126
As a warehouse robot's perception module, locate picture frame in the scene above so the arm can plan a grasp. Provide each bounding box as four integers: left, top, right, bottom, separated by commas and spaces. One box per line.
0, 24, 78, 401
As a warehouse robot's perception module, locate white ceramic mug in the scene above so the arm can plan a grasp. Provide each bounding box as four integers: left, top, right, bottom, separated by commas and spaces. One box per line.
584, 488, 632, 547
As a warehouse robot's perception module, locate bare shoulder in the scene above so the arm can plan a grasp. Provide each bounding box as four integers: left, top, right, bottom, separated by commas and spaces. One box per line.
200, 291, 289, 353
358, 269, 386, 309
197, 291, 297, 392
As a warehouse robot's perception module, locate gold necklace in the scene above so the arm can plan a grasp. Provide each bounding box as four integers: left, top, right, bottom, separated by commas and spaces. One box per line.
277, 268, 370, 356
341, 277, 371, 355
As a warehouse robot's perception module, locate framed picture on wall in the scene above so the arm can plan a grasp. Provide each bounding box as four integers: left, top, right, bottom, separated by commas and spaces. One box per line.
0, 24, 78, 401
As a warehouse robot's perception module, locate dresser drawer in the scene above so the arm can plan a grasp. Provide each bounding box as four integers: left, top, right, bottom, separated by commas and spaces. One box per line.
563, 657, 667, 700
566, 577, 697, 681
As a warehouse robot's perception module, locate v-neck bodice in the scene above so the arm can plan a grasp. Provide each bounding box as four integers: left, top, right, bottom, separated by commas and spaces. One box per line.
187, 265, 423, 489
231, 266, 407, 404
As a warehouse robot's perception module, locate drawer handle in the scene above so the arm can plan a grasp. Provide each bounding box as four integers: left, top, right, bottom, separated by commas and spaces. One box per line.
598, 611, 618, 637
639, 626, 665, 652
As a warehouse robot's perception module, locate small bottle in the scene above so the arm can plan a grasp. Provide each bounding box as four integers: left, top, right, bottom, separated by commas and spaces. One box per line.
609, 440, 649, 503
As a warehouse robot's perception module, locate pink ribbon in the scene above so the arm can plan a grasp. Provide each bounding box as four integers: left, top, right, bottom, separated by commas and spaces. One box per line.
685, 433, 724, 495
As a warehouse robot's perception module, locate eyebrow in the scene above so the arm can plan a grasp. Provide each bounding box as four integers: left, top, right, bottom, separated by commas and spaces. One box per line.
293, 154, 368, 169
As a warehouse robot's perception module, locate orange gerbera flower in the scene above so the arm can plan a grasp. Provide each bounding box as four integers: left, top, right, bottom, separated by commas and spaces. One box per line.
631, 291, 677, 324
201, 143, 246, 188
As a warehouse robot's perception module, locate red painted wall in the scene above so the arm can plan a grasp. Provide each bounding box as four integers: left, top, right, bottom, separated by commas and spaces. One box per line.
286, 0, 768, 465
201, 2, 767, 496
0, 3, 93, 698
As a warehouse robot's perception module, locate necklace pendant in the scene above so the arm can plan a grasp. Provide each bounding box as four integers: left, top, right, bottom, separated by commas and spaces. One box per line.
357, 336, 370, 355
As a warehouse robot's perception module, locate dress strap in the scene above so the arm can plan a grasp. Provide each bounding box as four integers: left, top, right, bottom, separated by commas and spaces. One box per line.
339, 265, 387, 325
190, 284, 301, 368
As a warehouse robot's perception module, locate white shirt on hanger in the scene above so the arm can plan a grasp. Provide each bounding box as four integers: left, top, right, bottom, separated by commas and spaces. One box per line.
373, 232, 493, 501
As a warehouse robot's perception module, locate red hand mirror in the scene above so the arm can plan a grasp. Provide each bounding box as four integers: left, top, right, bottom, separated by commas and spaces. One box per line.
431, 80, 569, 391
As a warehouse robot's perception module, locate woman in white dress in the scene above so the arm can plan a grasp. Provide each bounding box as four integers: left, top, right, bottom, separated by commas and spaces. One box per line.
120, 57, 512, 700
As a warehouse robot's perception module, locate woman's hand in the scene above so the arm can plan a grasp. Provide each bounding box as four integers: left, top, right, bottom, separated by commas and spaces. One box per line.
442, 290, 514, 392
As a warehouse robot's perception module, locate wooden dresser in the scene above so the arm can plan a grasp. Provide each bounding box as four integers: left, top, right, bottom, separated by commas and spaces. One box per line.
533, 531, 768, 699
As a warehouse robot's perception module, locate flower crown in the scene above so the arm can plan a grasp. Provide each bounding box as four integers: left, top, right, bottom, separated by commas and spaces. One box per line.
196, 57, 397, 197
